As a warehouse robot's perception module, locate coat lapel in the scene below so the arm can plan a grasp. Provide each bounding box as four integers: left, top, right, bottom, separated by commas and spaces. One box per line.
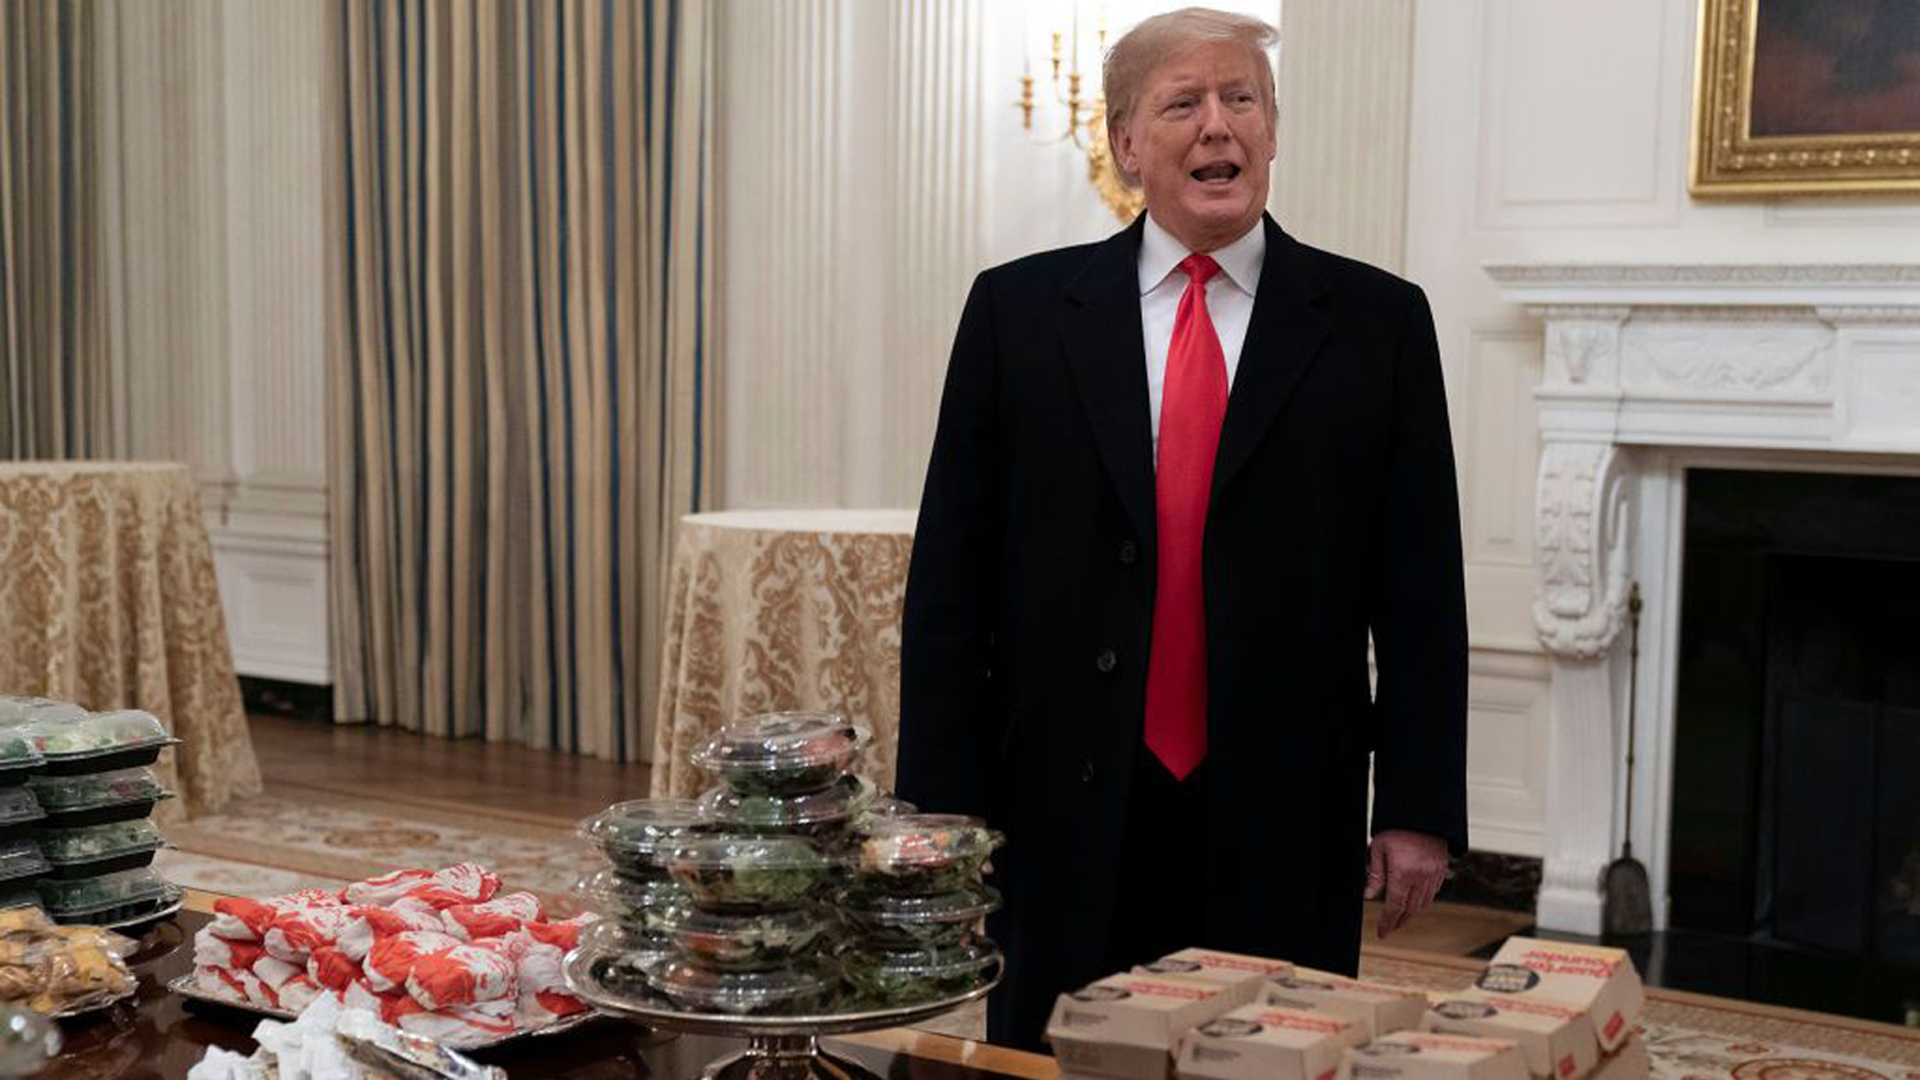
1060, 217, 1156, 549
1211, 215, 1330, 501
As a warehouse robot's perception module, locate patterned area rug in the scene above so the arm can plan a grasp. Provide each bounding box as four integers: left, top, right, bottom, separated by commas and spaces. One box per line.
1359, 947, 1920, 1080
157, 783, 590, 915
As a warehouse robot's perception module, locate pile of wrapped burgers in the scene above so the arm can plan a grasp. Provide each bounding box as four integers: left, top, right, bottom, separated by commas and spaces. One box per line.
189, 863, 594, 1047
1047, 937, 1648, 1080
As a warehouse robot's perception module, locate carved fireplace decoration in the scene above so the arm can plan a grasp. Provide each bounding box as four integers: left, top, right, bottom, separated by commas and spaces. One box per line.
1487, 263, 1920, 935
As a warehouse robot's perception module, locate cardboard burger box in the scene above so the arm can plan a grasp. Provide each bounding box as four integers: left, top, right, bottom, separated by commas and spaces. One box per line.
1261, 967, 1428, 1038
1476, 939, 1645, 1052
1174, 1003, 1368, 1080
1047, 973, 1240, 1080
1423, 991, 1600, 1080
1137, 949, 1294, 1007
1336, 1031, 1530, 1080
1585, 1037, 1648, 1080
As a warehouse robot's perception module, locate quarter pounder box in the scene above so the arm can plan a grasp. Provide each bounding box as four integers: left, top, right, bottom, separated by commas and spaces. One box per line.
1174, 1003, 1368, 1080
1423, 991, 1599, 1080
1048, 973, 1239, 1080
1262, 967, 1428, 1038
1479, 939, 1645, 1052
1337, 1031, 1530, 1080
1138, 948, 1294, 1007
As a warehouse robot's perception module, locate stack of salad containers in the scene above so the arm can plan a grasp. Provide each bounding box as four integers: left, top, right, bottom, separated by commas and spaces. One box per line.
834, 813, 1003, 1007
648, 712, 870, 1015
0, 700, 56, 914
0, 697, 180, 927
573, 711, 1004, 1016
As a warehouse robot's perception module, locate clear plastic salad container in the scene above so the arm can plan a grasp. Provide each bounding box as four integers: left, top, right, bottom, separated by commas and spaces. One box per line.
0, 699, 85, 725
666, 835, 832, 911
690, 713, 868, 796
35, 820, 164, 878
0, 733, 43, 785
36, 867, 170, 921
658, 903, 832, 971
837, 938, 1000, 1007
578, 911, 677, 964
846, 813, 1002, 895
23, 710, 178, 775
572, 867, 687, 931
0, 886, 41, 912
0, 838, 48, 884
646, 956, 834, 1016
577, 799, 710, 881
696, 774, 875, 839
839, 883, 1001, 949
27, 767, 169, 826
0, 789, 42, 830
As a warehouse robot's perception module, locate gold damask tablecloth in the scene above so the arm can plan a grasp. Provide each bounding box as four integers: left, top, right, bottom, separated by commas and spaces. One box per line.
651, 509, 916, 798
0, 461, 263, 817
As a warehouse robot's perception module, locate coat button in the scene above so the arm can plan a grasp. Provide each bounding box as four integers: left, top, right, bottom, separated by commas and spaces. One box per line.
1095, 648, 1117, 673
1118, 540, 1138, 565
1081, 761, 1096, 783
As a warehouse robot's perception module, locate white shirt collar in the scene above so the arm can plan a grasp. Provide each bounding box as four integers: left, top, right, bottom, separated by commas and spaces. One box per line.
1137, 213, 1266, 298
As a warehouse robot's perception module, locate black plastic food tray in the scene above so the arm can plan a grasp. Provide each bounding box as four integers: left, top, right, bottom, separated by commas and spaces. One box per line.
0, 763, 41, 787
38, 796, 167, 829
37, 742, 174, 777
48, 889, 174, 927
42, 846, 161, 879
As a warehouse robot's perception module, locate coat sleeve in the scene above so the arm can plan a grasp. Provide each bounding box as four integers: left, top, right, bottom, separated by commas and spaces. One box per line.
1368, 285, 1470, 856
895, 273, 1003, 819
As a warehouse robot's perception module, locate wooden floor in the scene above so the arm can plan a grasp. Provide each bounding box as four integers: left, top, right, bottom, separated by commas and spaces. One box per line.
248, 713, 653, 826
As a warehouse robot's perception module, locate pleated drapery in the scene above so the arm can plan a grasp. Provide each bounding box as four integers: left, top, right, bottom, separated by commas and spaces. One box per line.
328, 0, 716, 760
0, 0, 121, 460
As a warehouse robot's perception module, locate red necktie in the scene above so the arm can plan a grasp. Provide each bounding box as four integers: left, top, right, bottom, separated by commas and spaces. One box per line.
1144, 253, 1226, 781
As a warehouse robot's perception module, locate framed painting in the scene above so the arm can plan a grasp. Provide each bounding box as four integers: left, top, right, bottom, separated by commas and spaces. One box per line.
1692, 0, 1920, 195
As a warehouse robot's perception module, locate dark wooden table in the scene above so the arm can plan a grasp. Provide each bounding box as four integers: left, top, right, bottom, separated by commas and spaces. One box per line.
35, 911, 1047, 1080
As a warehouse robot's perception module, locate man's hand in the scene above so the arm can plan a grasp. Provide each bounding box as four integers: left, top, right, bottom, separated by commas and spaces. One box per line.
1364, 830, 1449, 939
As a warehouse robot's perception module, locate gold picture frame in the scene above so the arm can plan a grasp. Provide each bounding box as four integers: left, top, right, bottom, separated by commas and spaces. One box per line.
1691, 0, 1920, 196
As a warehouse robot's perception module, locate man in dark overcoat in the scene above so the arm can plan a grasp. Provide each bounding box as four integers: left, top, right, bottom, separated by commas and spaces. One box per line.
895, 7, 1468, 1051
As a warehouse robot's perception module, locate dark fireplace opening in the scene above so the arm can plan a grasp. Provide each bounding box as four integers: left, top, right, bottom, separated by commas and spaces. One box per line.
1670, 468, 1920, 1022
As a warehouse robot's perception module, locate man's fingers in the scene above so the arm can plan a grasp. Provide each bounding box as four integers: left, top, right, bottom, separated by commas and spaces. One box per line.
1363, 840, 1387, 900
1377, 871, 1414, 939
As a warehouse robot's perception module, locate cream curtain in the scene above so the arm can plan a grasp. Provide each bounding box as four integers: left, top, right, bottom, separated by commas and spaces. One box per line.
0, 0, 121, 460
328, 0, 716, 759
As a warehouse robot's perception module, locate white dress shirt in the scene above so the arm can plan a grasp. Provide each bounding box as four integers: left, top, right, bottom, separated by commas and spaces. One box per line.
1138, 213, 1265, 461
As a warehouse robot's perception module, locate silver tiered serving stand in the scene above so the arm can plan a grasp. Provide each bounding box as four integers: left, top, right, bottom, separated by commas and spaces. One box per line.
564, 947, 1003, 1080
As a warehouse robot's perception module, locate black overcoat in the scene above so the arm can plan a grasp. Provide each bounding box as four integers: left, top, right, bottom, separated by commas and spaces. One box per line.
895, 213, 1468, 1048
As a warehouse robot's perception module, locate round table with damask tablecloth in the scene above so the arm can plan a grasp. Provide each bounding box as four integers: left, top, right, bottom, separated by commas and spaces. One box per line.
0, 461, 263, 817
650, 509, 916, 798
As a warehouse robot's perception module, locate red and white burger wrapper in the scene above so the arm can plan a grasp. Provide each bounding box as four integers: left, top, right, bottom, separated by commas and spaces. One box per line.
1477, 940, 1644, 1053
406, 943, 519, 1009
364, 930, 461, 993
1423, 992, 1599, 1080
1174, 1003, 1367, 1080
1338, 1031, 1530, 1080
1138, 949, 1293, 1008
1262, 968, 1427, 1039
1047, 973, 1239, 1080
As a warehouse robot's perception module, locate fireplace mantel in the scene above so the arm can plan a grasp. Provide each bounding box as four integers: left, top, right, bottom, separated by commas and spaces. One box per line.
1486, 262, 1920, 934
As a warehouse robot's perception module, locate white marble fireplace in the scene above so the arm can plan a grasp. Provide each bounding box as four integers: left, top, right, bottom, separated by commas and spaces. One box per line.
1485, 263, 1920, 935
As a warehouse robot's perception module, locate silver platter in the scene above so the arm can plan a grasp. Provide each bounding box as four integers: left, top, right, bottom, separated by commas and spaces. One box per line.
166, 975, 600, 1050
561, 945, 1001, 1037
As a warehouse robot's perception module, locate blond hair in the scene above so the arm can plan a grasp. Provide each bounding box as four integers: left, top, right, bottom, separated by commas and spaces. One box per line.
1102, 7, 1279, 186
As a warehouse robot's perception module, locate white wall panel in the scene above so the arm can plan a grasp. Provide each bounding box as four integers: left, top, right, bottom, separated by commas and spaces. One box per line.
1463, 324, 1542, 566
1475, 0, 1681, 229
1466, 649, 1551, 856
